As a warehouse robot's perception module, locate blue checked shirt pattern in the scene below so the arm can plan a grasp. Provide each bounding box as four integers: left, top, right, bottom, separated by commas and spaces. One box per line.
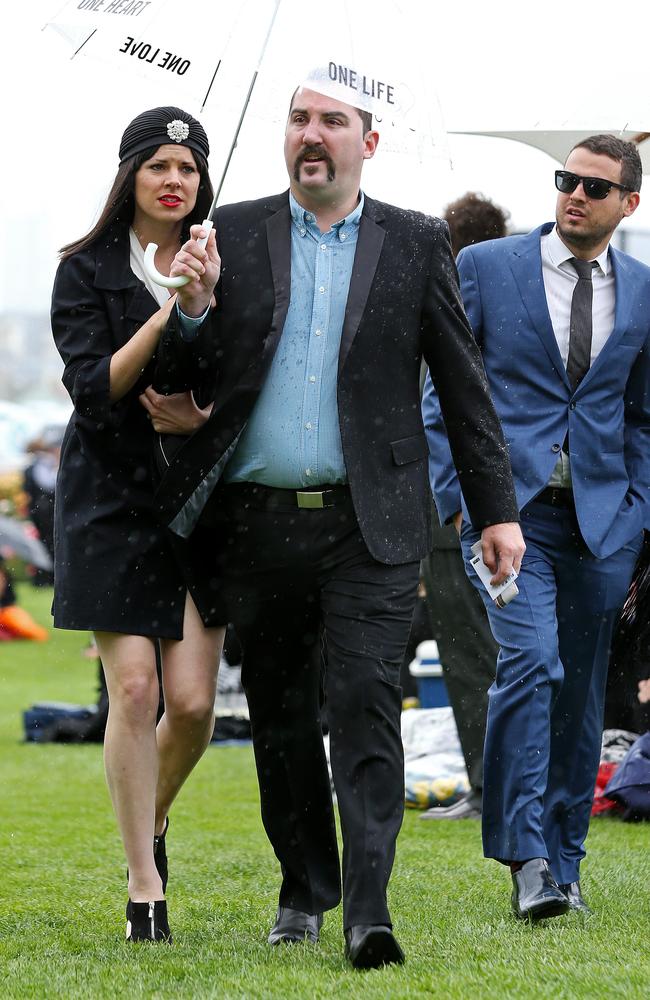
222, 192, 364, 487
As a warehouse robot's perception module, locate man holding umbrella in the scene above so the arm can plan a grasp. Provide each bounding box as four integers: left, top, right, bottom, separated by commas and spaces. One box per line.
145, 78, 523, 967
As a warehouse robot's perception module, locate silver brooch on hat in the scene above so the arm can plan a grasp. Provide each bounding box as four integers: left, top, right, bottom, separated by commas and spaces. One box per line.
167, 120, 190, 143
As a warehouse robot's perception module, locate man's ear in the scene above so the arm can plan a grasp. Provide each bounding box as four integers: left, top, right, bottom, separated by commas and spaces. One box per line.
363, 130, 380, 160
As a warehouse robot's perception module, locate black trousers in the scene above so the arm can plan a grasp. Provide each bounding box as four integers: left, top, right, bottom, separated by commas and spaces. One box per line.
219, 485, 419, 929
421, 544, 498, 801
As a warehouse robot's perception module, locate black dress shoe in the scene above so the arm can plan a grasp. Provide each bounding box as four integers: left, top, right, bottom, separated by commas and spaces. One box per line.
126, 899, 172, 943
511, 859, 570, 921
345, 925, 405, 969
153, 817, 169, 893
420, 793, 482, 820
559, 881, 592, 914
267, 906, 323, 945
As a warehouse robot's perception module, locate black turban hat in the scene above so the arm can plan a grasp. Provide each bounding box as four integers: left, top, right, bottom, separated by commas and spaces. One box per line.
119, 106, 209, 163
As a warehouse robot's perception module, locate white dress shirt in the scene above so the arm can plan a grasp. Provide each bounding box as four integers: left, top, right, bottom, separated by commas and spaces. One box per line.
540, 225, 615, 488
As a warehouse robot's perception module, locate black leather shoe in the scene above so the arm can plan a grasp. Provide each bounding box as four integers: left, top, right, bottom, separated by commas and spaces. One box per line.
126, 899, 172, 943
511, 859, 570, 921
267, 907, 323, 945
153, 817, 169, 893
345, 925, 405, 969
420, 793, 482, 820
559, 881, 592, 914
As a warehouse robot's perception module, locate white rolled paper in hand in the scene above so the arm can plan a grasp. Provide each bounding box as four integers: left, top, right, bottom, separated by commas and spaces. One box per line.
470, 539, 519, 608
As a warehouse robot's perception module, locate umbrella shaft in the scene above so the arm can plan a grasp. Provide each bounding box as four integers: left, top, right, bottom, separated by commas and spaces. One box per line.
209, 0, 283, 216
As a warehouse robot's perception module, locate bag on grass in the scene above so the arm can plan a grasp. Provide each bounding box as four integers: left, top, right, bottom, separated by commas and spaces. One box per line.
602, 731, 650, 821
23, 701, 98, 742
591, 761, 623, 817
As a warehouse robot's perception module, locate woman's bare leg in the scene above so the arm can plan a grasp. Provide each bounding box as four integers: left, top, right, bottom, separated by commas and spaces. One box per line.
94, 631, 163, 902
156, 594, 224, 835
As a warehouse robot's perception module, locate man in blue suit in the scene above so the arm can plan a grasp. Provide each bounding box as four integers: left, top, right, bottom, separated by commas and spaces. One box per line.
424, 135, 649, 920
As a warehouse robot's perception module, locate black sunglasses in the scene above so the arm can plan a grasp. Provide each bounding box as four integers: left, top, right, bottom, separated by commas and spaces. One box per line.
555, 170, 632, 200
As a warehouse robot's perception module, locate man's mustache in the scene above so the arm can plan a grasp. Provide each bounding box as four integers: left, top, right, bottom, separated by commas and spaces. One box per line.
294, 145, 336, 183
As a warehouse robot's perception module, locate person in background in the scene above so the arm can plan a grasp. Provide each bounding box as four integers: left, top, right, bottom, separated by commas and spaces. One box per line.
425, 135, 650, 920
0, 555, 48, 641
606, 532, 650, 734
23, 425, 63, 586
420, 193, 509, 821
51, 107, 224, 943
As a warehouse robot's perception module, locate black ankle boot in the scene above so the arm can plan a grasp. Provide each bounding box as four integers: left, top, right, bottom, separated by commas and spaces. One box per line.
126, 899, 172, 943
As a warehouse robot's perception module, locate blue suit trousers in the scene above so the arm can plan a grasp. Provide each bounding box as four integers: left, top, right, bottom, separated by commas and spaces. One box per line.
461, 501, 643, 884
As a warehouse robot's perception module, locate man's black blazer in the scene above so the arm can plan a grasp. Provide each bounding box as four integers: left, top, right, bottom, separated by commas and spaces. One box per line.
154, 191, 517, 565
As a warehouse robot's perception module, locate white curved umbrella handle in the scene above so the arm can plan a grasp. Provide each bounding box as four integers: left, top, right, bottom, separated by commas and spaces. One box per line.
143, 219, 213, 288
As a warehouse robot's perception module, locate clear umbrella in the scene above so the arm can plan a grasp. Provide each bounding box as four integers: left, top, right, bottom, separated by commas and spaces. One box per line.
45, 0, 448, 287
0, 515, 53, 571
44, 0, 277, 112
45, 0, 284, 285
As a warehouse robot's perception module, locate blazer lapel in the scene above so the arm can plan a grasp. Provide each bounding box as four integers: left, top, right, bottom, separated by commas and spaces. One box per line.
94, 220, 160, 324
262, 196, 292, 372
338, 198, 385, 374
125, 285, 162, 324
508, 225, 570, 388
93, 221, 139, 291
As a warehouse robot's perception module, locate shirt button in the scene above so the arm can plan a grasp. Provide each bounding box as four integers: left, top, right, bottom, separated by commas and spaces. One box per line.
320, 244, 327, 250
315, 329, 322, 336
319, 286, 325, 293
306, 214, 314, 222
305, 468, 312, 476
309, 375, 316, 383
305, 422, 312, 429
569, 402, 576, 410
299, 228, 306, 236
551, 443, 561, 453
340, 233, 347, 240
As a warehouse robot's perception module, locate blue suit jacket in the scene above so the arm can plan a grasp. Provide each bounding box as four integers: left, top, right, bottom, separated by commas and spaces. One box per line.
423, 223, 650, 559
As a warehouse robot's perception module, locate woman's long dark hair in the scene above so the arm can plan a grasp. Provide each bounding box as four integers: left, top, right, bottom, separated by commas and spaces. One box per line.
59, 145, 213, 260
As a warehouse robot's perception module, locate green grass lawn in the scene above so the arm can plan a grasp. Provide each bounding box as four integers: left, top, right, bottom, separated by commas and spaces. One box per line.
0, 586, 648, 999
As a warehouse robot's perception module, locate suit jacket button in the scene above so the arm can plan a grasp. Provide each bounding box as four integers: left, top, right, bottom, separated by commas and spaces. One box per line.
551, 443, 561, 453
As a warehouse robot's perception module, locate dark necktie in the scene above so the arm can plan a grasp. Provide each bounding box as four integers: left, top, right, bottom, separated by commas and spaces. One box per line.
566, 257, 596, 390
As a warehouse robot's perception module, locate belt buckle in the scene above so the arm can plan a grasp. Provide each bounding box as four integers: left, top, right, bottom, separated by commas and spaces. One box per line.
297, 490, 324, 509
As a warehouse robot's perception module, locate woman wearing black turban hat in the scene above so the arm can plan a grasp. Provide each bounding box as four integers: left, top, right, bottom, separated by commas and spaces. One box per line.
51, 107, 223, 943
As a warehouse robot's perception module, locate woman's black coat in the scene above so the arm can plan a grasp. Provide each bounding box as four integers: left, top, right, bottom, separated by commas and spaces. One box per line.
51, 221, 189, 638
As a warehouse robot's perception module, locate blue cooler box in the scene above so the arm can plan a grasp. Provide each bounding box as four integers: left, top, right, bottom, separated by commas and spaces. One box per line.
409, 640, 449, 708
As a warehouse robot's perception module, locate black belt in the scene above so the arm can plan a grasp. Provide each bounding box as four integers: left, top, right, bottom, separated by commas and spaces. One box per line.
223, 482, 351, 510
534, 486, 575, 509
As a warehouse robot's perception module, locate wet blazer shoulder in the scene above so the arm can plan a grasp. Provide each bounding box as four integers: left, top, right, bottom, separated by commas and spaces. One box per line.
52, 221, 160, 429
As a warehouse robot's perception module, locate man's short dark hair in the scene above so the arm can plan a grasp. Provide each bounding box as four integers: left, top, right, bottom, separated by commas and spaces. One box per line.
570, 134, 643, 194
288, 88, 373, 136
443, 192, 509, 257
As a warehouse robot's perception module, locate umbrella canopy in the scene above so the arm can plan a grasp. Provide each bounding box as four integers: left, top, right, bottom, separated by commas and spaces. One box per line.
45, 0, 449, 287
43, 0, 280, 113
450, 129, 650, 173
44, 0, 448, 184
0, 515, 53, 571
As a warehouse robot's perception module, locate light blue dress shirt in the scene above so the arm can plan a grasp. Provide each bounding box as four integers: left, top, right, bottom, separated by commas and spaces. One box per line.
220, 192, 364, 487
